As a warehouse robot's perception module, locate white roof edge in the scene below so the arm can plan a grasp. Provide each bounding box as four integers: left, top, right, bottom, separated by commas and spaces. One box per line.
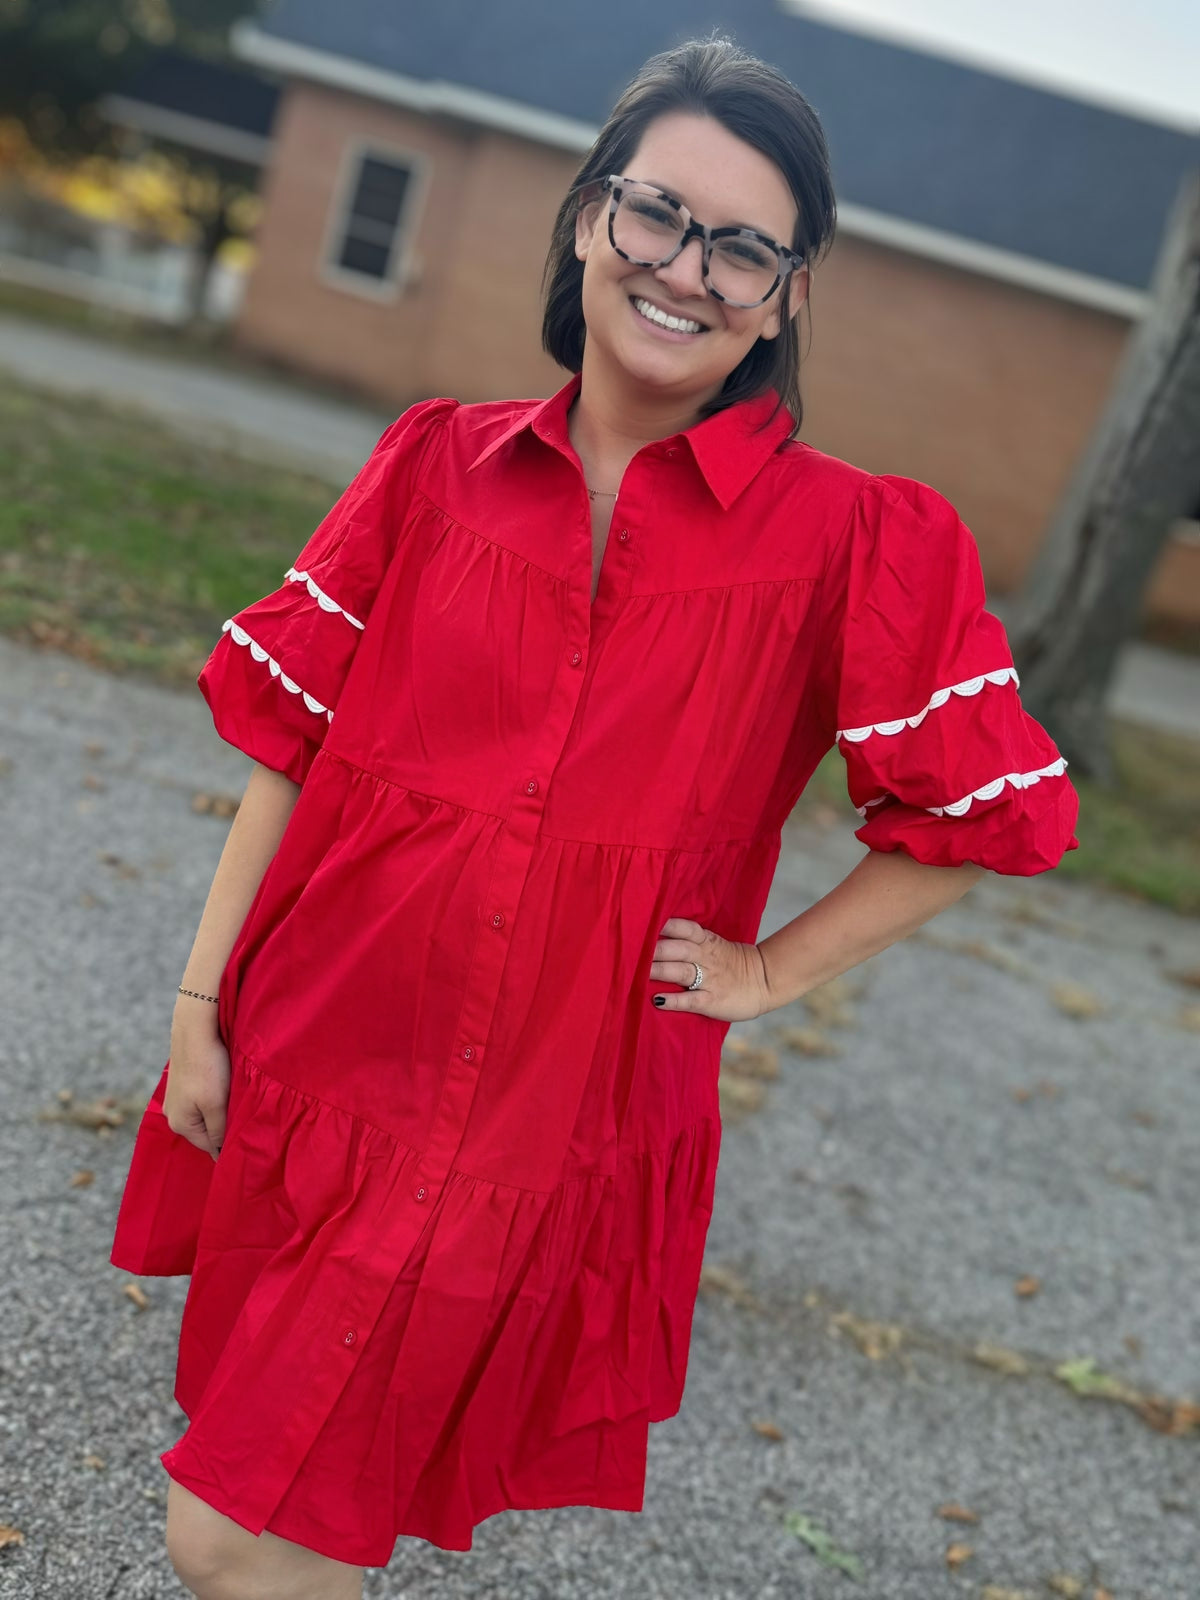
98, 94, 273, 166
834, 201, 1149, 319
231, 20, 1149, 320
230, 21, 598, 152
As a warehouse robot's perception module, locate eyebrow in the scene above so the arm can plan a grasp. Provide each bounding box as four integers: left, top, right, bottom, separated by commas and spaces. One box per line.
635, 177, 779, 238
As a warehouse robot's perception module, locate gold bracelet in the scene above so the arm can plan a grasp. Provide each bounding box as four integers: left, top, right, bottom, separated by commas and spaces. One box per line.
178, 986, 219, 1003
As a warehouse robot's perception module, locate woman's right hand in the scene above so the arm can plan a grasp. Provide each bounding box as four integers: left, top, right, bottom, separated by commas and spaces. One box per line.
165, 1013, 231, 1160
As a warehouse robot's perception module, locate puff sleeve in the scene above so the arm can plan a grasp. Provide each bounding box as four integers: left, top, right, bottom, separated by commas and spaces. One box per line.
196, 396, 458, 785
832, 474, 1080, 874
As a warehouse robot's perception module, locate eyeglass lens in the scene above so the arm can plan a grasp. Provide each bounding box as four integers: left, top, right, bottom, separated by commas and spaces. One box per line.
612, 189, 782, 306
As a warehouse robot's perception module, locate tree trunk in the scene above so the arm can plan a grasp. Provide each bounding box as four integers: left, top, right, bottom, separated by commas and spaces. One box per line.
1007, 168, 1200, 784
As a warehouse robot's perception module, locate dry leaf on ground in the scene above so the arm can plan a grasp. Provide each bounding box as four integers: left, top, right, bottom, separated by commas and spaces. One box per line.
774, 1025, 842, 1057
1050, 981, 1105, 1019
1047, 1577, 1084, 1598
944, 1541, 974, 1568
829, 1309, 904, 1361
720, 1038, 780, 1079
972, 1342, 1031, 1376
935, 1503, 979, 1523
717, 1075, 766, 1121
750, 1419, 784, 1441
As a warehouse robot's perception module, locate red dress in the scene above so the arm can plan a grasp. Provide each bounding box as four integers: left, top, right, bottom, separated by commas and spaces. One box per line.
110, 370, 1079, 1563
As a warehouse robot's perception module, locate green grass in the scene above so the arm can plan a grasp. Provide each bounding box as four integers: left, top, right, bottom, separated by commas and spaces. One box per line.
0, 378, 335, 689
3, 375, 1199, 915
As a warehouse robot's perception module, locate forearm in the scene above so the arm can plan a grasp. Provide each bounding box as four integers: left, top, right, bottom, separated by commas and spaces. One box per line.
756, 847, 986, 1012
173, 761, 302, 1035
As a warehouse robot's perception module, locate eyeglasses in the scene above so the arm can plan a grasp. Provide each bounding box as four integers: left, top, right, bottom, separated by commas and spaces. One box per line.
599, 174, 805, 310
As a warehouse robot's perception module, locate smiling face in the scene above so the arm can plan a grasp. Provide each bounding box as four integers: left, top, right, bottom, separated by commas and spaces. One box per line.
574, 110, 810, 409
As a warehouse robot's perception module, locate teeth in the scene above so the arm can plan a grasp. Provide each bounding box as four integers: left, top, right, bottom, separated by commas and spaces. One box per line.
633, 297, 704, 334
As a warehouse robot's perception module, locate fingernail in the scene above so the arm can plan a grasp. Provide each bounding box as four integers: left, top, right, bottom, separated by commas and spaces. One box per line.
652, 995, 665, 1007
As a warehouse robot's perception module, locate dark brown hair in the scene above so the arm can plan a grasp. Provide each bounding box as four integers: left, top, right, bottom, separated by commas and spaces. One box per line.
540, 34, 838, 434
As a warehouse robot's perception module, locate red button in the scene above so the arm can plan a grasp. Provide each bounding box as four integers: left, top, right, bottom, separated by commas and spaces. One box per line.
490, 912, 505, 928
525, 779, 538, 795
617, 529, 629, 542
462, 1045, 474, 1061
343, 1329, 357, 1346
569, 650, 582, 667
414, 1186, 427, 1201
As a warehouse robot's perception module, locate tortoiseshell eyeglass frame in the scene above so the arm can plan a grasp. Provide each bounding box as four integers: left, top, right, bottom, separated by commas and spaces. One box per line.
598, 174, 806, 309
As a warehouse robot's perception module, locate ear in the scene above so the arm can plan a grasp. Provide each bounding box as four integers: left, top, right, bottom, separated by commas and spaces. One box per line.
574, 190, 605, 262
761, 265, 810, 340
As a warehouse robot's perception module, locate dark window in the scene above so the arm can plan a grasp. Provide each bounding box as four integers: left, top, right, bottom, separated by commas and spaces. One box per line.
333, 154, 413, 282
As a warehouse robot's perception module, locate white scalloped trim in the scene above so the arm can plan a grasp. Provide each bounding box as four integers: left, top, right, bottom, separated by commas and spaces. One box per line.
284, 567, 365, 630
853, 755, 1068, 818
929, 756, 1068, 816
838, 667, 1019, 742
221, 620, 334, 722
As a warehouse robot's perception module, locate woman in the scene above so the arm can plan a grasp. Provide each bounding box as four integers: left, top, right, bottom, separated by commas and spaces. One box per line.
111, 34, 1079, 1600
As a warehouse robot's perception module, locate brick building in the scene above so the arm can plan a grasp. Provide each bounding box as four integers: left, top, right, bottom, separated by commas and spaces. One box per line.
230, 0, 1200, 629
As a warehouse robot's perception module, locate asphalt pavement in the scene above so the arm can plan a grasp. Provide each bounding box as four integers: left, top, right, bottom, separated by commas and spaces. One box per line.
1, 630, 1198, 1600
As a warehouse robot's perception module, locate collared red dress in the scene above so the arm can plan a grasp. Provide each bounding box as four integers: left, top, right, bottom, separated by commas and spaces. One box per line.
110, 369, 1080, 1564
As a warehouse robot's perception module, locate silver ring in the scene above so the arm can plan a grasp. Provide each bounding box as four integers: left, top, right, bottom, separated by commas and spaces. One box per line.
687, 962, 704, 990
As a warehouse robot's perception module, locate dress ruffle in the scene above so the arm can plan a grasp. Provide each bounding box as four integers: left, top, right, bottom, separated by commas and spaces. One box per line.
147, 1046, 718, 1561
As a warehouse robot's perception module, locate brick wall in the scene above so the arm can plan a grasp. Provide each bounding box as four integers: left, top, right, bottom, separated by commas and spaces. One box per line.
236, 79, 1199, 630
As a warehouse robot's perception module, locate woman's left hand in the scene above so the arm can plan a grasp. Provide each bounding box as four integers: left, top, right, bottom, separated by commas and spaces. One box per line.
649, 917, 772, 1021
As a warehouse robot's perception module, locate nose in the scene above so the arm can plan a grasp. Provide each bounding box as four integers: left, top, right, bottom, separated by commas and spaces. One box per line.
651, 235, 708, 304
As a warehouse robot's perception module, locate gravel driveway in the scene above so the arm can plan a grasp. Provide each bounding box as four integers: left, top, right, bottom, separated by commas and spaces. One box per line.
2, 632, 1198, 1600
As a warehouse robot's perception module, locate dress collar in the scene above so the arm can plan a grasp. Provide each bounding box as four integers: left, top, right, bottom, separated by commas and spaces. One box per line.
465, 370, 797, 511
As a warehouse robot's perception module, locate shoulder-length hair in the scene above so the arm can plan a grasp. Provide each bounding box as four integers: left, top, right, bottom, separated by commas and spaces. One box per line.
541, 34, 838, 435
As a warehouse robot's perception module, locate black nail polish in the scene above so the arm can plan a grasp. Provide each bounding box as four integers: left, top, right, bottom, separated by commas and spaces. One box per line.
652, 995, 665, 1007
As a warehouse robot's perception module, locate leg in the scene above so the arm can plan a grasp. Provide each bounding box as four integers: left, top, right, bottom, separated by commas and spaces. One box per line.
166, 1478, 364, 1600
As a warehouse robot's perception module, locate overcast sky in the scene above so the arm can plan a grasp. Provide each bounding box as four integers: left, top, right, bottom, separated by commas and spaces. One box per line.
781, 0, 1200, 130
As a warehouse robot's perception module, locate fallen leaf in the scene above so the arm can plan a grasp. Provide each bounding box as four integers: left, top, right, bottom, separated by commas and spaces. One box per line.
82, 1453, 106, 1470
1014, 1275, 1041, 1298
1165, 965, 1200, 990
980, 1588, 1031, 1600
1054, 1357, 1139, 1403
829, 1310, 904, 1361
123, 1282, 150, 1311
84, 741, 106, 758
69, 1169, 95, 1188
775, 1025, 841, 1057
781, 1511, 863, 1578
1176, 1004, 1200, 1033
1135, 1395, 1200, 1435
1094, 1589, 1115, 1600
81, 773, 106, 791
0, 1525, 25, 1549
972, 1342, 1030, 1377
801, 977, 858, 1029
1047, 1577, 1084, 1598
96, 850, 141, 880
698, 1263, 758, 1310
720, 1039, 780, 1080
944, 1541, 973, 1569
751, 1419, 784, 1441
1050, 982, 1104, 1019
935, 1503, 979, 1523
717, 1074, 766, 1121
